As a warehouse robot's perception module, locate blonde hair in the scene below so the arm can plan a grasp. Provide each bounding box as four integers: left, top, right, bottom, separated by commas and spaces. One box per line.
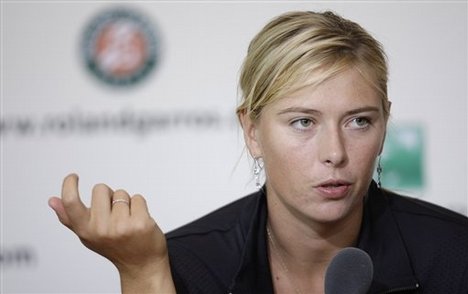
237, 11, 389, 121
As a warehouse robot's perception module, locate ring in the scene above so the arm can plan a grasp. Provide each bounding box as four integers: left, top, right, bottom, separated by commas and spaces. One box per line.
112, 199, 130, 205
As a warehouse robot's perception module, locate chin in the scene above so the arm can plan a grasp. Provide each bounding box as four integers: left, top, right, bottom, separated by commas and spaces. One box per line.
306, 202, 358, 224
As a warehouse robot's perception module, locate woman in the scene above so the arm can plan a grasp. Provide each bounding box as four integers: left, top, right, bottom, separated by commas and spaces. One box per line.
49, 11, 468, 293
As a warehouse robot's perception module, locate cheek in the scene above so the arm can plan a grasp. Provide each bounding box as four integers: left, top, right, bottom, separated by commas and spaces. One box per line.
261, 134, 313, 179
347, 138, 382, 174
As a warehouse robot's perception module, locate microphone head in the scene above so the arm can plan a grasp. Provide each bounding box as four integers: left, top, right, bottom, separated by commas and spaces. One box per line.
324, 247, 373, 294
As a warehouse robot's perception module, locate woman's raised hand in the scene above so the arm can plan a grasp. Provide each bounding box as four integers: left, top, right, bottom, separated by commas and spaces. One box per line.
48, 174, 176, 294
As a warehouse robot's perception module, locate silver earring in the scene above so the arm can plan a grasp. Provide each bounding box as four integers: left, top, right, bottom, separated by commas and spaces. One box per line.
377, 156, 383, 188
254, 157, 264, 189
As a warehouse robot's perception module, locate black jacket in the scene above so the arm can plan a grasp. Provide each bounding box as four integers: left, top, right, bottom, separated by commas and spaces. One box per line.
166, 182, 468, 293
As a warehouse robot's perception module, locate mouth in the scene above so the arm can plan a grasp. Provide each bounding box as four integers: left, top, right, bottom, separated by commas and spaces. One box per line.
315, 180, 352, 199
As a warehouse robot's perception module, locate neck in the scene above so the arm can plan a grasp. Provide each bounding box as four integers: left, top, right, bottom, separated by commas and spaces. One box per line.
268, 205, 363, 265
266, 197, 364, 293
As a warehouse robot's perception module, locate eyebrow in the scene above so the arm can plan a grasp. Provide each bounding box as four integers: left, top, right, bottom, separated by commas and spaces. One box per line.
277, 106, 380, 116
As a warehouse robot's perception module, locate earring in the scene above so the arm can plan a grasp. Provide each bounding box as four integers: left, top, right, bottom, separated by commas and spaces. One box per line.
254, 157, 264, 189
377, 156, 383, 188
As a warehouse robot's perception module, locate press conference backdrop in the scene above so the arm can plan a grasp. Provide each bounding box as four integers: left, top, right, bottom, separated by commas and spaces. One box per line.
1, 2, 467, 293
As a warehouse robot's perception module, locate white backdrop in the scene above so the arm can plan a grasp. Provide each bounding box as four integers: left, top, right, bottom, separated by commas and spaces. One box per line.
2, 1, 467, 293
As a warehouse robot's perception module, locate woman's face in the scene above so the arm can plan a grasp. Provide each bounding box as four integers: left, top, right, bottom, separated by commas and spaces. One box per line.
242, 68, 387, 224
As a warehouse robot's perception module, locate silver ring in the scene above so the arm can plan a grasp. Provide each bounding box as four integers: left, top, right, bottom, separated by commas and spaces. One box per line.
112, 199, 130, 205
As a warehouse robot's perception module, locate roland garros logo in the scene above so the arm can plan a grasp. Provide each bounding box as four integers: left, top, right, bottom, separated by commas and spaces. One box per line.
81, 8, 159, 86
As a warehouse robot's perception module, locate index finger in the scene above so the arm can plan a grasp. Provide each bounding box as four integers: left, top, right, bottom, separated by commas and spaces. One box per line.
61, 173, 89, 229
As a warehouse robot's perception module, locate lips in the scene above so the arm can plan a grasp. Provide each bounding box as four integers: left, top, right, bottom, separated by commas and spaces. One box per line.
315, 179, 352, 199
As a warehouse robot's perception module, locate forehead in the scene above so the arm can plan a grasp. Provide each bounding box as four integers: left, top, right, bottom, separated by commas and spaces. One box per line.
269, 68, 381, 112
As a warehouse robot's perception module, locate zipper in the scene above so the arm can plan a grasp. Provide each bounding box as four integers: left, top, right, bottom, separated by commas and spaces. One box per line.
382, 283, 420, 293
229, 283, 420, 294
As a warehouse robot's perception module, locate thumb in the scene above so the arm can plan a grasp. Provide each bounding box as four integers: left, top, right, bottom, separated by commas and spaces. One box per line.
48, 196, 72, 228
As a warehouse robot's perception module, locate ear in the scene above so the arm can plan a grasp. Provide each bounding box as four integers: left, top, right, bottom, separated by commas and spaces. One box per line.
378, 130, 386, 155
238, 110, 263, 158
379, 100, 392, 155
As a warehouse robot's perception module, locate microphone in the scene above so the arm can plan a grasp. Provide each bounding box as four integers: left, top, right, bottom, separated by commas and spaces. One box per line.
324, 247, 373, 294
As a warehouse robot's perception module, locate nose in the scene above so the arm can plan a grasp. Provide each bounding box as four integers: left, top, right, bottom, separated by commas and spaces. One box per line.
318, 127, 347, 167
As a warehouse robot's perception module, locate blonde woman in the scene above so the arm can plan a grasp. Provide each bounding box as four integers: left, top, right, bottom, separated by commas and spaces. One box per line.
50, 11, 468, 293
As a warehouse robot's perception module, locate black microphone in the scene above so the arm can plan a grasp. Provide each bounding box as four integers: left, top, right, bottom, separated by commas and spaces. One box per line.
324, 247, 373, 294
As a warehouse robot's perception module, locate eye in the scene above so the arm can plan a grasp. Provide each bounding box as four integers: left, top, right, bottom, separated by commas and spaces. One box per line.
349, 117, 371, 129
291, 118, 313, 130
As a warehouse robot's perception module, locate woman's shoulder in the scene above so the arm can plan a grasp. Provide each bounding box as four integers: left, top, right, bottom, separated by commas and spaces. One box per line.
165, 189, 263, 241
383, 189, 468, 229
378, 189, 468, 291
164, 189, 266, 293
382, 189, 468, 265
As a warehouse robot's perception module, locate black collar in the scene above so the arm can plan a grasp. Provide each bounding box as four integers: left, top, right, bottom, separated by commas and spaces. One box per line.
359, 182, 419, 293
228, 186, 273, 293
229, 182, 419, 293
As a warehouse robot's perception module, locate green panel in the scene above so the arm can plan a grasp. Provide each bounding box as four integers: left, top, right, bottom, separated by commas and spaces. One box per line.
378, 124, 424, 190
